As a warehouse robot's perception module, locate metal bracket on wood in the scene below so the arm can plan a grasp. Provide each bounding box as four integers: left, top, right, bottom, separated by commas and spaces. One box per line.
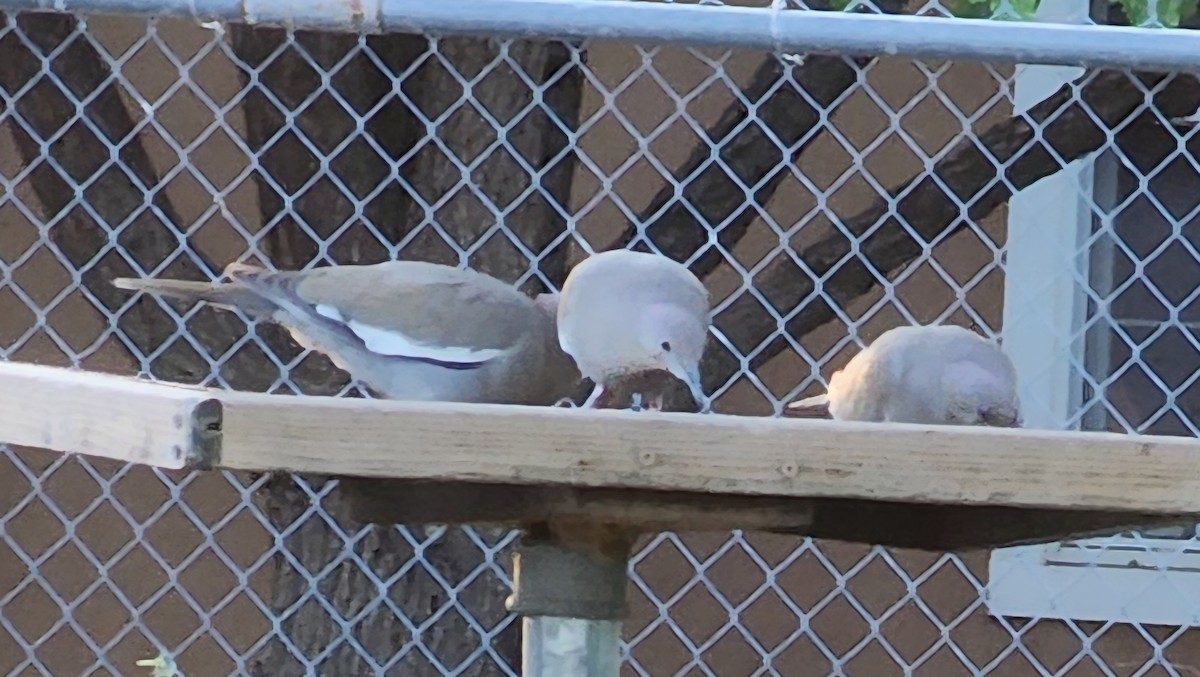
507, 524, 636, 676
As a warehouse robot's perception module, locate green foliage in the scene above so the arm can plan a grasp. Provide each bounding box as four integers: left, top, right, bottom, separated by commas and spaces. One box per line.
827, 0, 1198, 27
1114, 0, 1197, 26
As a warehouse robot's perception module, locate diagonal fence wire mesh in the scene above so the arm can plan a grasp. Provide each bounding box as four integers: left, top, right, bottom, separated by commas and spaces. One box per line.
1, 0, 1200, 674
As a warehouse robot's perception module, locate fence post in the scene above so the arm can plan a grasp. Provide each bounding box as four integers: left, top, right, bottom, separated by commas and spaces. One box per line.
507, 526, 634, 676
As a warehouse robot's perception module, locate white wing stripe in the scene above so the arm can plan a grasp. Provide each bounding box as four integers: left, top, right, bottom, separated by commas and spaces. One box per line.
346, 320, 507, 363
314, 304, 344, 322
313, 304, 506, 364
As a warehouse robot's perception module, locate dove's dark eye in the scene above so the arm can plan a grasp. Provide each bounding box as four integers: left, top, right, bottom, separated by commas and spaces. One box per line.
661, 341, 671, 352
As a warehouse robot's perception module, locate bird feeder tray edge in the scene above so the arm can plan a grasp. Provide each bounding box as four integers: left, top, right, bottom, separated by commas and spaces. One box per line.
3, 360, 1200, 551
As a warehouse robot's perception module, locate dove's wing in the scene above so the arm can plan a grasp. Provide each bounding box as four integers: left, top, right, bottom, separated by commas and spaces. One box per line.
232, 261, 537, 370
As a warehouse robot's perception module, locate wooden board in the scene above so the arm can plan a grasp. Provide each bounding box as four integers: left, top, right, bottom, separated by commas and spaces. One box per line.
3, 361, 1200, 549
213, 390, 1200, 515
340, 478, 1196, 552
0, 361, 219, 469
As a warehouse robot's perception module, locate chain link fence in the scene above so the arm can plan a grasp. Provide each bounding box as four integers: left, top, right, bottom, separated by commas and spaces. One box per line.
2, 0, 1200, 674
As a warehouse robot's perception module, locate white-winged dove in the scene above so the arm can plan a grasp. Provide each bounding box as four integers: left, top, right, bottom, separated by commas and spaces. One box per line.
114, 261, 580, 406
785, 324, 1021, 427
556, 249, 710, 411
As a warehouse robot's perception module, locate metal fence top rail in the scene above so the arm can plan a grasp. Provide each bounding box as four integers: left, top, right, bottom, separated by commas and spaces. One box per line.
4, 0, 1200, 71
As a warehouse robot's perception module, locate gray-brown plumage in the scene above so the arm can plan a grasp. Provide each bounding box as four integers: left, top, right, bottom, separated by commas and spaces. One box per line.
785, 325, 1021, 427
113, 261, 581, 406
557, 250, 711, 411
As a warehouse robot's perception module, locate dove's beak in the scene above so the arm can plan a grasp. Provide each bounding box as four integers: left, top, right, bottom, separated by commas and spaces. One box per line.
665, 356, 707, 413
980, 406, 1020, 428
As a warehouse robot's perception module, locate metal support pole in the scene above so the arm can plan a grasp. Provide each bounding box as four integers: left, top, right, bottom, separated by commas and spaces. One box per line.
521, 617, 622, 675
507, 526, 634, 677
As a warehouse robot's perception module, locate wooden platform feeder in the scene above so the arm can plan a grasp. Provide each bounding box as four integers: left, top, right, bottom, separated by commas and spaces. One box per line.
6, 360, 1200, 675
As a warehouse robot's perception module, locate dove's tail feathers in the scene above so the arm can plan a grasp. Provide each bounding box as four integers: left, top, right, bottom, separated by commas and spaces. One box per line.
783, 393, 832, 419
222, 262, 270, 284
113, 277, 219, 301
112, 277, 277, 317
